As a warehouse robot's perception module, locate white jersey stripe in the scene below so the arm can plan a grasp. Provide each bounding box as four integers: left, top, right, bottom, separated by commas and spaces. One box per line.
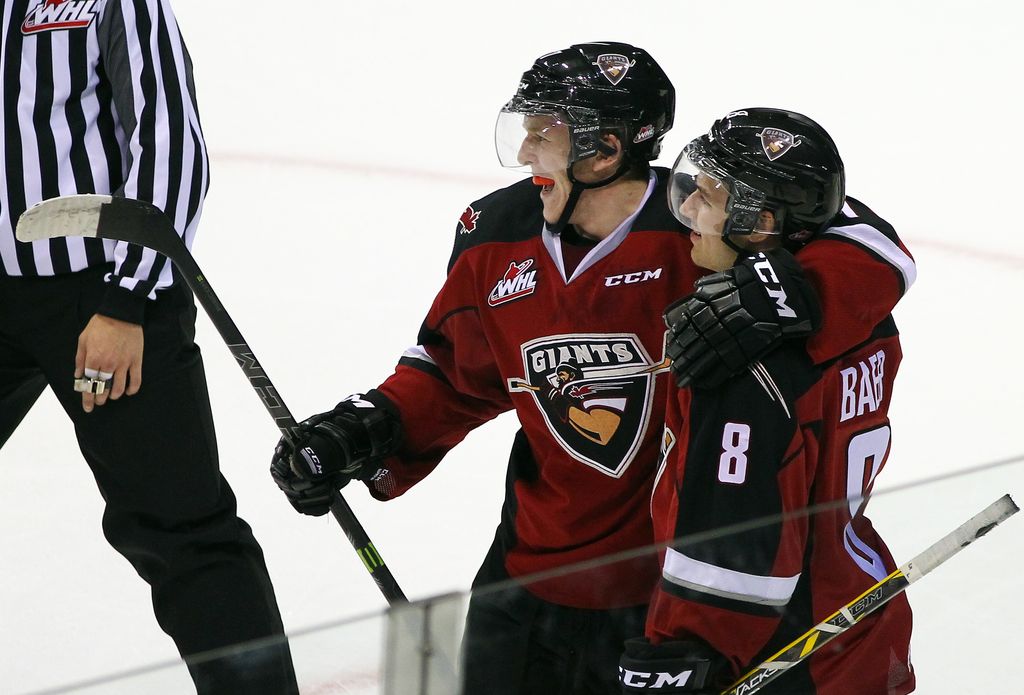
822, 223, 917, 291
50, 30, 87, 273
0, 0, 14, 274
843, 521, 888, 582
402, 345, 438, 366
663, 546, 800, 606
112, 0, 158, 295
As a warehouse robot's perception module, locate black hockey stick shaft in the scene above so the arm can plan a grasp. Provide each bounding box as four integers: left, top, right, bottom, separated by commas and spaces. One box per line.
19, 195, 407, 604
722, 494, 1018, 695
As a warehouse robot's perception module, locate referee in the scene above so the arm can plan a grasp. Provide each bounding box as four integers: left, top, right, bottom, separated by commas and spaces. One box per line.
1, 1, 297, 692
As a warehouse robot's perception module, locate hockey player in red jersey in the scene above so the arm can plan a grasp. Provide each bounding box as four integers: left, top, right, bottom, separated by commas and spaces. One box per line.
270, 44, 915, 695
617, 109, 915, 695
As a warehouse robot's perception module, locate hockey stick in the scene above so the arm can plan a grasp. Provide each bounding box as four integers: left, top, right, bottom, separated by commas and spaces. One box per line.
721, 493, 1019, 695
17, 194, 407, 605
507, 357, 672, 392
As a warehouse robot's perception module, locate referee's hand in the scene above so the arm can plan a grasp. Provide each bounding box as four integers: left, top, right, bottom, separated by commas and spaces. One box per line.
75, 314, 144, 413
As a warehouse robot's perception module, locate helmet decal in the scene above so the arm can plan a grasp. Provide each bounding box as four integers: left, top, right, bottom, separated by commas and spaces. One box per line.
593, 53, 636, 85
498, 43, 675, 172
758, 127, 803, 161
633, 124, 655, 143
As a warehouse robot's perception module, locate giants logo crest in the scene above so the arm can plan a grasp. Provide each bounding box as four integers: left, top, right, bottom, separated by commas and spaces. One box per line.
22, 0, 99, 35
757, 127, 803, 161
507, 334, 669, 477
593, 53, 636, 86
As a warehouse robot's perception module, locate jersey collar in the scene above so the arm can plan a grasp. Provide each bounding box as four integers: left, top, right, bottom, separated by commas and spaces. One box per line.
542, 170, 658, 285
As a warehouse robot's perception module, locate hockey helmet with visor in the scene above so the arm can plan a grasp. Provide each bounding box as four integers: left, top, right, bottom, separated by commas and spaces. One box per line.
495, 42, 675, 178
669, 108, 845, 247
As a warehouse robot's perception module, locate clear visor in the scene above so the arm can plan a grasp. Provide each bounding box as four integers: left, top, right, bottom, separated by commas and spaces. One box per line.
668, 146, 782, 238
494, 105, 601, 176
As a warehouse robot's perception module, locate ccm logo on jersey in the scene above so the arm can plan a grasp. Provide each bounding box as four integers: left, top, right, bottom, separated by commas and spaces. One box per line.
619, 666, 695, 689
22, 0, 99, 35
605, 268, 662, 287
488, 259, 537, 306
751, 253, 796, 318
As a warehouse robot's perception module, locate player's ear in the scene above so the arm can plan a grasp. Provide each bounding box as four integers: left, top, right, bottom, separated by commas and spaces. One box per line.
593, 134, 623, 173
746, 232, 783, 250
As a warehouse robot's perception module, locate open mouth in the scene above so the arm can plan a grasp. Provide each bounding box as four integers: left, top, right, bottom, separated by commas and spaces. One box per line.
533, 175, 555, 193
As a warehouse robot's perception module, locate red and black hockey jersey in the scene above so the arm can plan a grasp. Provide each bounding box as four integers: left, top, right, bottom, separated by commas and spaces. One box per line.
370, 171, 916, 612
646, 204, 916, 693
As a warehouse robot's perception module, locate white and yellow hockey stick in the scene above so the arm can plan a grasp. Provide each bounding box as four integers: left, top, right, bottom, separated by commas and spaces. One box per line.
722, 494, 1018, 695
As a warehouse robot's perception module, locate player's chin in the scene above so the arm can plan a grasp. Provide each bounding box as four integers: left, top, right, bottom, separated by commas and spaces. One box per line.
541, 198, 567, 224
539, 188, 567, 222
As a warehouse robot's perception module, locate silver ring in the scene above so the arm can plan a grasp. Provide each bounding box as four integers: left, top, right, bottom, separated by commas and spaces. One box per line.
83, 367, 100, 378
74, 377, 108, 395
98, 370, 114, 380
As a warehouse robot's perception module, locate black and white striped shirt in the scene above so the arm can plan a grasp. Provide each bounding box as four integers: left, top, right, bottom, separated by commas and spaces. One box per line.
1, 0, 207, 320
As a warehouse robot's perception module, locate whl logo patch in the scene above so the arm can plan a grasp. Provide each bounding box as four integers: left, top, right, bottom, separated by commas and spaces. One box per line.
633, 124, 655, 143
22, 0, 99, 35
488, 259, 537, 307
507, 333, 668, 477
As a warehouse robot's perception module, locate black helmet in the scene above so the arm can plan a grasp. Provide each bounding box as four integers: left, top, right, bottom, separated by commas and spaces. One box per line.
497, 41, 675, 168
669, 108, 845, 246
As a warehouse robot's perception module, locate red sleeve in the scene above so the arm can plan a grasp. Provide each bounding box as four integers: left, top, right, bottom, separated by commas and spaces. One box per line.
367, 251, 512, 500
798, 201, 916, 364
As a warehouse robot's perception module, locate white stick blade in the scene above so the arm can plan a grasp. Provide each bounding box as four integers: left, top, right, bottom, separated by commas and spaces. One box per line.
16, 194, 113, 242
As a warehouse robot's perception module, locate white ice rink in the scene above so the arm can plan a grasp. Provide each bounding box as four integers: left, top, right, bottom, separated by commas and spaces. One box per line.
3, 1, 1023, 692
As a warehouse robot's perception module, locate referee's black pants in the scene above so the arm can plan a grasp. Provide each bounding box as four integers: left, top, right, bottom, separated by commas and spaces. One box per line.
0, 267, 297, 694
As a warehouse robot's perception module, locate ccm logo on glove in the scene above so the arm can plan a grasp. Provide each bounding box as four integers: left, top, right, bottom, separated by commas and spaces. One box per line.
299, 447, 323, 476
619, 667, 695, 689
751, 253, 796, 318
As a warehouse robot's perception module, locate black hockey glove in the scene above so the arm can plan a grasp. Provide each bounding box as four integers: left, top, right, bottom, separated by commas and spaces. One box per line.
664, 248, 821, 389
270, 390, 402, 516
619, 638, 728, 694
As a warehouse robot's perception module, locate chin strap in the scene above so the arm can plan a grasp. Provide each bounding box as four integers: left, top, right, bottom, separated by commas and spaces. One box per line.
548, 160, 632, 234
